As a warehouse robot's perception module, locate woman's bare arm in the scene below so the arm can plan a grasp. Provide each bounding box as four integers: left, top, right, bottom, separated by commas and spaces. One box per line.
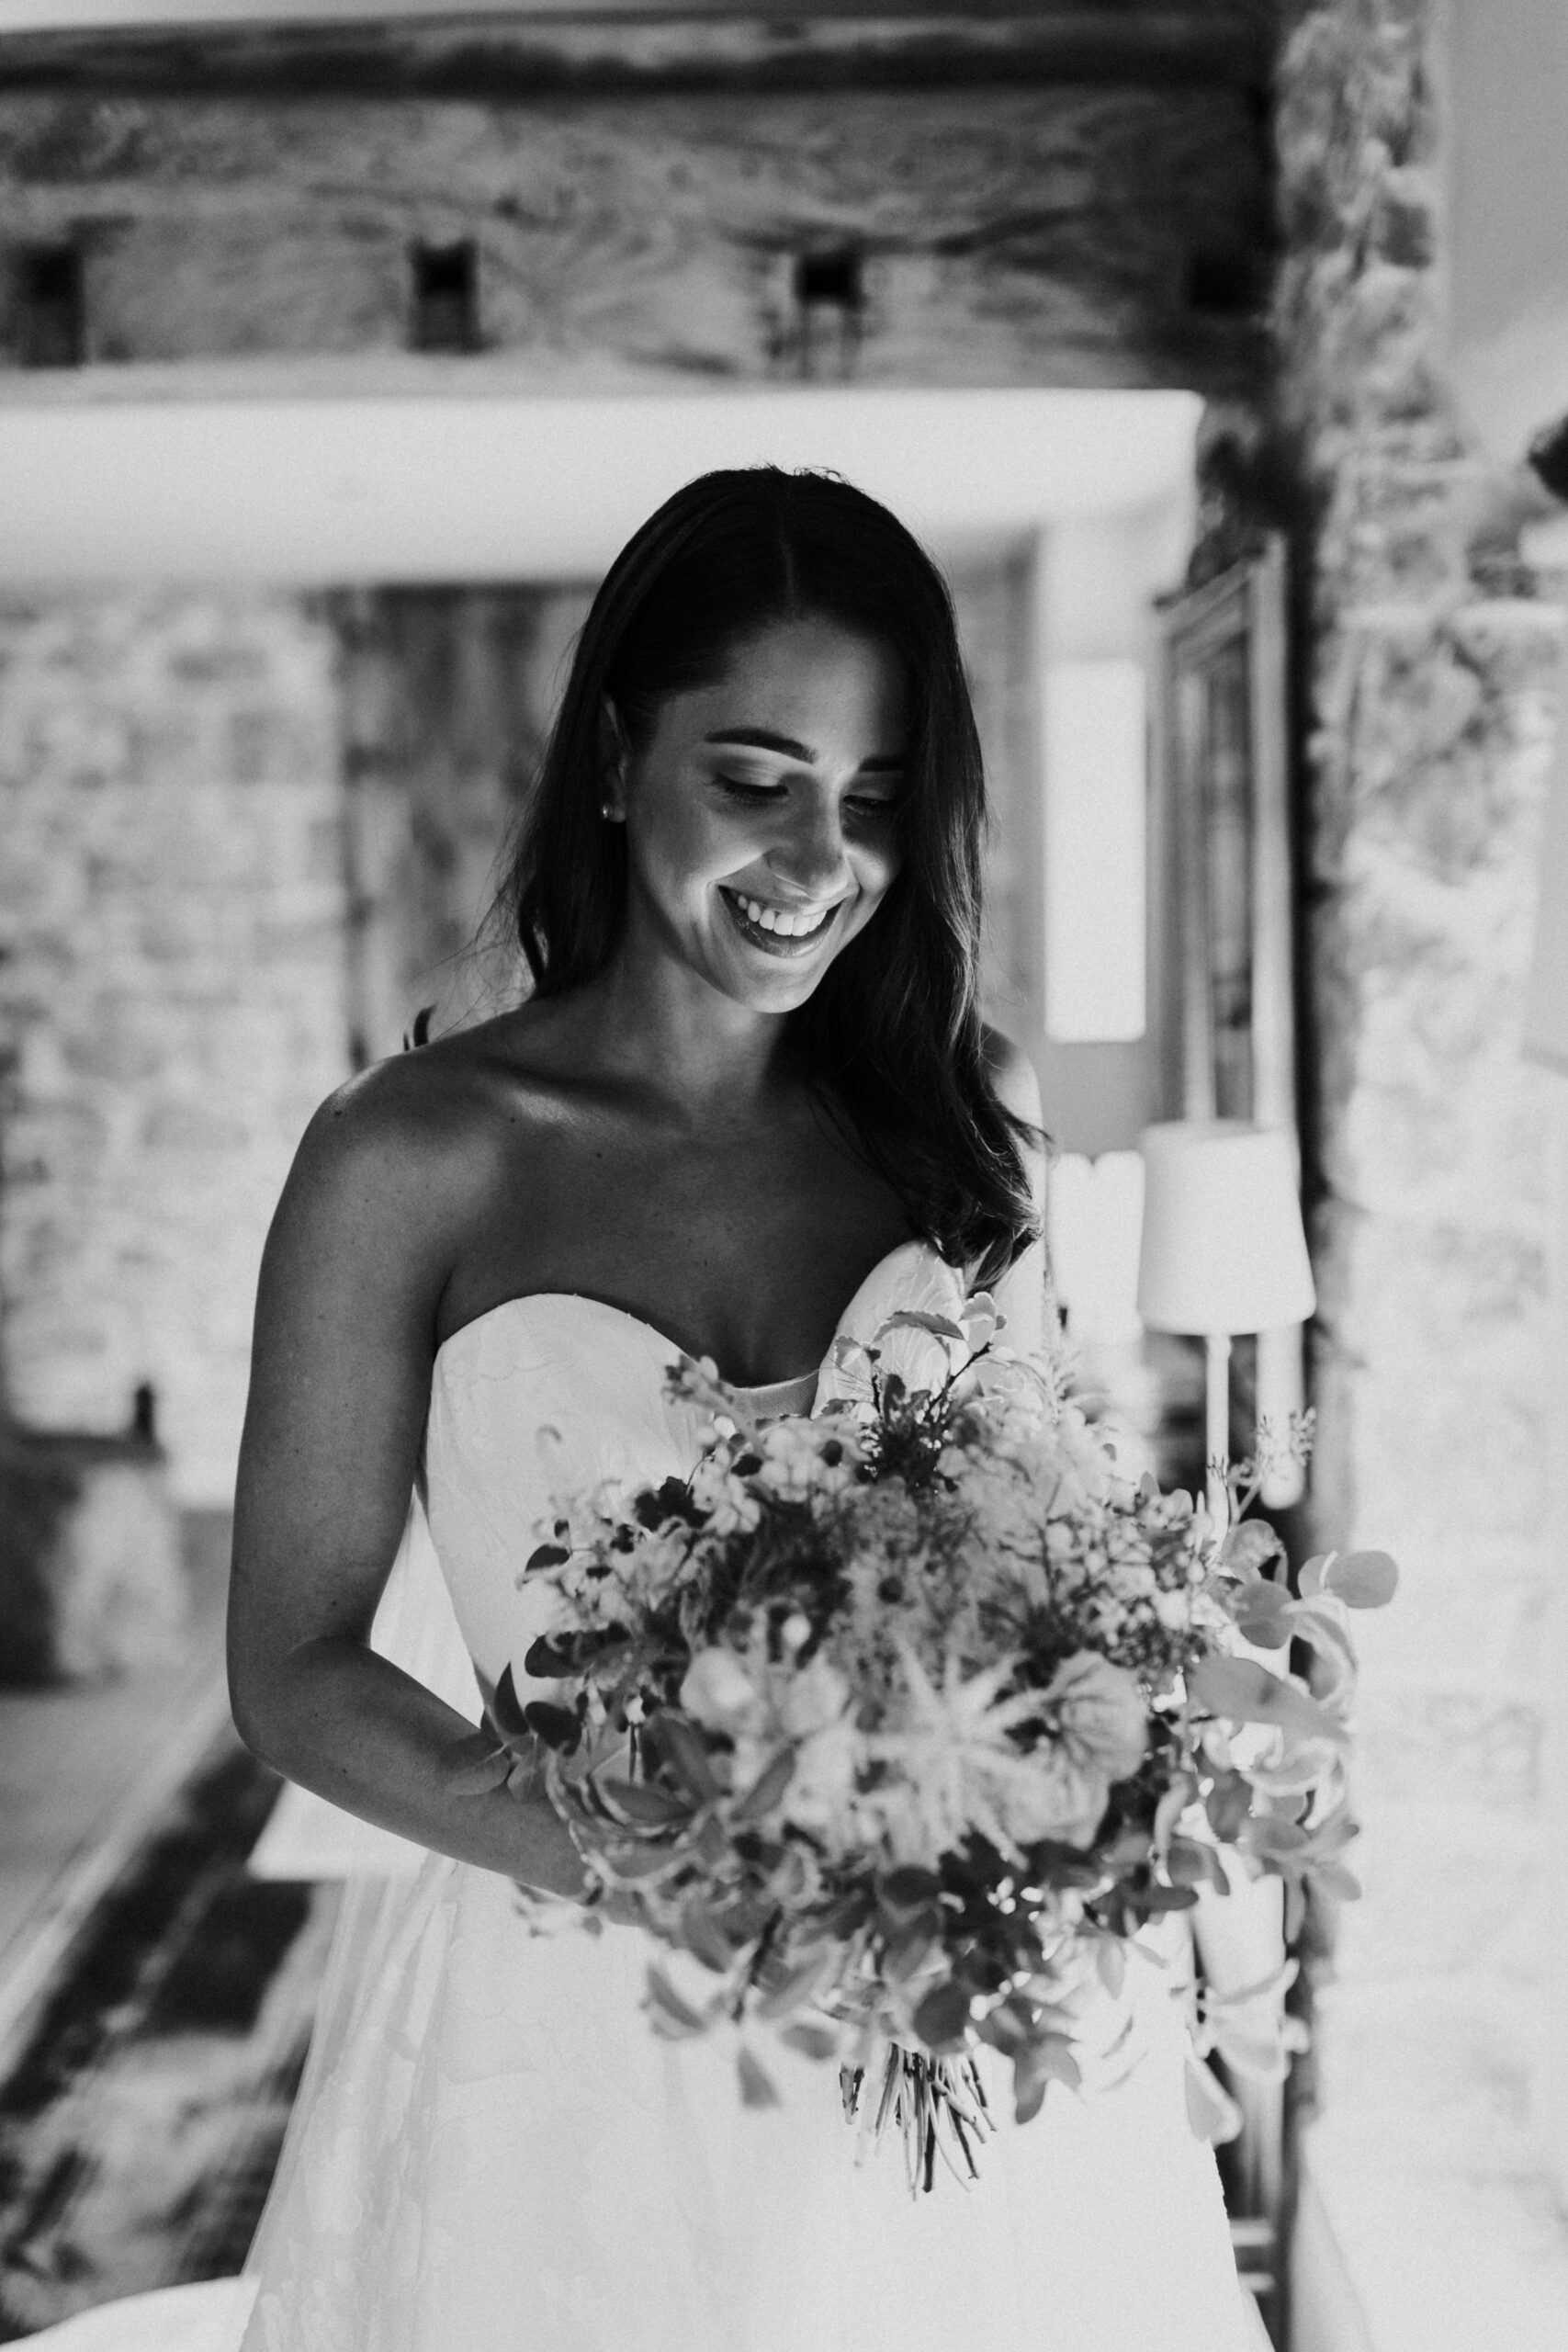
226, 1062, 586, 1895
983, 1028, 1050, 1354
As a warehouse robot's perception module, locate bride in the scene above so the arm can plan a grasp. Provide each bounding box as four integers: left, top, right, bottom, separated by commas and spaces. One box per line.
34, 469, 1267, 2350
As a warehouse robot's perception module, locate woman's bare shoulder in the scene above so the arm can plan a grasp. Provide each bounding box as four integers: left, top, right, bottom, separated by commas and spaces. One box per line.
296, 1010, 557, 1184
270, 1012, 559, 1303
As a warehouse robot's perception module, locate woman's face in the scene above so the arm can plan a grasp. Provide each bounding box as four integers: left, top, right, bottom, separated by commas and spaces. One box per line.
610, 616, 909, 1014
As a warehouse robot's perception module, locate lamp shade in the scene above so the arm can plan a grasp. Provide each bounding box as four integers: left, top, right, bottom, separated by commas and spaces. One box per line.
1136, 1120, 1316, 1336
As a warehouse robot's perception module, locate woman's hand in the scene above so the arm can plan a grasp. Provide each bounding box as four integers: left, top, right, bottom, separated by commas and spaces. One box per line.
440, 1726, 645, 1922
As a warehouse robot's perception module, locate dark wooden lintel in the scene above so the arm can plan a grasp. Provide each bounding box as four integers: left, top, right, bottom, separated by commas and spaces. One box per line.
0, 11, 1273, 103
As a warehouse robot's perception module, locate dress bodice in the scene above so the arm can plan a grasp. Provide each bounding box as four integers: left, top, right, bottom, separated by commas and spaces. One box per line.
228, 1241, 1261, 2352
423, 1241, 960, 1694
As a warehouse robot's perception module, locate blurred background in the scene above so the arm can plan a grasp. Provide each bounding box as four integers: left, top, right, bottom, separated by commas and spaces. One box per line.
0, 4, 1565, 2346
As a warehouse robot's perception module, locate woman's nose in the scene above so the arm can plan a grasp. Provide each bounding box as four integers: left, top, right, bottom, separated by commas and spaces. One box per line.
766, 794, 852, 897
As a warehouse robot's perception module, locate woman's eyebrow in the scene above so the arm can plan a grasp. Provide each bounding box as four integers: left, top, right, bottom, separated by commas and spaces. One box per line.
705, 726, 815, 758
704, 727, 906, 774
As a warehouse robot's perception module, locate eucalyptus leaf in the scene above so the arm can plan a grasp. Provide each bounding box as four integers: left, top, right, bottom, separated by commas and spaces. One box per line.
1240, 1813, 1311, 1860
1028, 2037, 1082, 2093
879, 1310, 967, 1342
1094, 1937, 1127, 1997
491, 1664, 530, 1739
756, 1948, 835, 2022
522, 1700, 581, 1754
523, 1634, 577, 1679
1204, 1770, 1253, 1842
877, 1865, 942, 1915
679, 1897, 736, 1974
1013, 2072, 1047, 2127
596, 1777, 692, 1828
1138, 1883, 1200, 1913
643, 1712, 721, 1804
733, 1747, 796, 1824
1187, 1654, 1338, 1745
1168, 1835, 1227, 1892
1232, 1582, 1293, 1648
645, 1962, 709, 2039
523, 1542, 570, 1574
737, 2045, 783, 2109
599, 1842, 682, 1883
1324, 1549, 1399, 1609
914, 1981, 974, 2051
778, 2018, 840, 2062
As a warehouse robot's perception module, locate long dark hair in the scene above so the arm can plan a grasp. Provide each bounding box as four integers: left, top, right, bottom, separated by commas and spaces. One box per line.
498, 466, 1039, 1287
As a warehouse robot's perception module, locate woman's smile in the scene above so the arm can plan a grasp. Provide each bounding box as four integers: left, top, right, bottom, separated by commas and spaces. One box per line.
716, 885, 844, 955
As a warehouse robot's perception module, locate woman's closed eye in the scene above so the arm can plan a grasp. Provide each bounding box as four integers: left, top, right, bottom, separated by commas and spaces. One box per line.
713, 775, 903, 820
713, 775, 786, 802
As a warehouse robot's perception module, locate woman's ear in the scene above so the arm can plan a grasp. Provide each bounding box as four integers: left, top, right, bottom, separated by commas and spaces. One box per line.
597, 697, 629, 822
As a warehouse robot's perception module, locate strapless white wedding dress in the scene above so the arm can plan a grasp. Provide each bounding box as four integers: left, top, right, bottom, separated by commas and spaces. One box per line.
31, 1243, 1265, 2352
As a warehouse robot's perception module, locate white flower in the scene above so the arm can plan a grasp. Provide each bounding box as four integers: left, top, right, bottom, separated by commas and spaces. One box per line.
778, 1651, 852, 1741
1042, 1651, 1148, 1786
868, 1646, 1066, 1863
755, 1419, 855, 1501
689, 1455, 761, 1535
681, 1646, 761, 1735
782, 1719, 862, 1840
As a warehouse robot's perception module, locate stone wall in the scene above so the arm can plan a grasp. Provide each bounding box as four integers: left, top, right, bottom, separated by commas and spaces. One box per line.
1275, 2, 1568, 2342
335, 585, 593, 1058
0, 592, 349, 1506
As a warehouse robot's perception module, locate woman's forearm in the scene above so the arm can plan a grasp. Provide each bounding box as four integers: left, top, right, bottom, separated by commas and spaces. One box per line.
231, 1634, 587, 1894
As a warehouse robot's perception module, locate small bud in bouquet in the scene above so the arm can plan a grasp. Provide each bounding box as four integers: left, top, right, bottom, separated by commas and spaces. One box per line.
489, 1289, 1396, 2192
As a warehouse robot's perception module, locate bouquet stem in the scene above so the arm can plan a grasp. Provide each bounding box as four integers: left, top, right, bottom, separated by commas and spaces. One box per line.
841, 2045, 995, 2196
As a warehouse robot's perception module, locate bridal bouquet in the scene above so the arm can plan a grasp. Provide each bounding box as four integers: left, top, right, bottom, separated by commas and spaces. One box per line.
487, 1294, 1395, 2191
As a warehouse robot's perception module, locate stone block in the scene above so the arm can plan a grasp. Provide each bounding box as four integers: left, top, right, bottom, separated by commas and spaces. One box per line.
1330, 1802, 1544, 1982
1371, 162, 1437, 268
1280, 7, 1568, 2324
1311, 1973, 1540, 2165
1330, 1542, 1551, 1688
0, 587, 350, 1501
1355, 1685, 1541, 1815
1314, 1332, 1551, 1546
0, 1423, 188, 1683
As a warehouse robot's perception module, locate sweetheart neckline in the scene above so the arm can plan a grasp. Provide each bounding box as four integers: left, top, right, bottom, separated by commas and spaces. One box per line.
431, 1236, 934, 1394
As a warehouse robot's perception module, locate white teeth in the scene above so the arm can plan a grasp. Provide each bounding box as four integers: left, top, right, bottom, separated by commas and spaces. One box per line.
728, 890, 832, 940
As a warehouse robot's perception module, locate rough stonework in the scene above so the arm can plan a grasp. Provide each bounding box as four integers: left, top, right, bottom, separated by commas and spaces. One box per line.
0, 592, 350, 1504
334, 585, 593, 1057
1276, 1, 1568, 2340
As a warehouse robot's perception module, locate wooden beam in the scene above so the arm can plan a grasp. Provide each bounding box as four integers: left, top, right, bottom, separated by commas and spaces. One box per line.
0, 11, 1272, 102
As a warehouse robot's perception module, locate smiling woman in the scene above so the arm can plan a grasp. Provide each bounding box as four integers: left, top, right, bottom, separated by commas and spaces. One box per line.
14, 463, 1271, 2350
502, 466, 1033, 1295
